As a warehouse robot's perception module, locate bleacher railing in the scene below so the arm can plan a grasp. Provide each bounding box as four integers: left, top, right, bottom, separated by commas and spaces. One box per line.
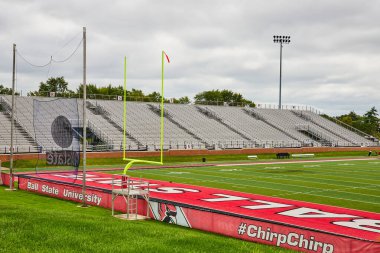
256, 103, 322, 114
23, 93, 324, 114
87, 120, 114, 147
0, 145, 40, 154
0, 96, 40, 147
330, 117, 379, 143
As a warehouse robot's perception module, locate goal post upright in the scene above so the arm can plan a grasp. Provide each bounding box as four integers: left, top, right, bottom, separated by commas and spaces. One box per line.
122, 51, 168, 174
160, 50, 165, 164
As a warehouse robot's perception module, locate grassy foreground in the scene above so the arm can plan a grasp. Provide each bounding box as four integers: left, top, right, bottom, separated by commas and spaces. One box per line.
1, 152, 378, 252
0, 186, 295, 253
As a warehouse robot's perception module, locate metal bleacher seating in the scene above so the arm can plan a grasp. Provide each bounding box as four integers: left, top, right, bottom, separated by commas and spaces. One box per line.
90, 100, 205, 150
0, 94, 378, 153
207, 105, 301, 147
296, 110, 377, 146
165, 104, 252, 149
0, 95, 39, 152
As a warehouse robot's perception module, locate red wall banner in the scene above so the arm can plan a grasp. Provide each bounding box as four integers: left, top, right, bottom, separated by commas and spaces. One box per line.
8, 172, 380, 253
1, 172, 10, 186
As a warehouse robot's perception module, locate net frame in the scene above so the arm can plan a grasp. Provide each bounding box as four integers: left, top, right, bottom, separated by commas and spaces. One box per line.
33, 98, 81, 174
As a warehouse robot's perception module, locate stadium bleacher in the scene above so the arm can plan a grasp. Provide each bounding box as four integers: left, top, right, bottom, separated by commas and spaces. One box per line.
0, 95, 378, 153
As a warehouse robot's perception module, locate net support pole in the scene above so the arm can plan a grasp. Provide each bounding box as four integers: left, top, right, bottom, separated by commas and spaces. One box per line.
81, 27, 87, 206
8, 43, 16, 191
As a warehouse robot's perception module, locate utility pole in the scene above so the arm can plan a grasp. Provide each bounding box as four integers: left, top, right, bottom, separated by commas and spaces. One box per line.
273, 35, 291, 109
81, 27, 87, 206
7, 44, 16, 191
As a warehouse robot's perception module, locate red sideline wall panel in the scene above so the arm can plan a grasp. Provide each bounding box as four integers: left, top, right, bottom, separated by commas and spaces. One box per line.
7, 172, 379, 253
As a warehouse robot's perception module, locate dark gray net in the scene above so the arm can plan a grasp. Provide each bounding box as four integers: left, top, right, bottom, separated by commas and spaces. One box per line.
33, 98, 80, 173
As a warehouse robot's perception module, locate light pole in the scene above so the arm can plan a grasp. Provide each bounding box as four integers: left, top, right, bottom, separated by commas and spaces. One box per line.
273, 35, 291, 109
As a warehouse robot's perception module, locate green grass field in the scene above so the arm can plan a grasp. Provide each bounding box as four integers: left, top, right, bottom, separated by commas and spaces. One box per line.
118, 159, 380, 213
1, 155, 379, 252
0, 185, 298, 253
3, 150, 374, 171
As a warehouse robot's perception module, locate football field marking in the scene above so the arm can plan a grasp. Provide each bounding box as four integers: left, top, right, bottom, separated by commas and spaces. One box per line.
137, 169, 380, 205
183, 167, 380, 198
186, 165, 380, 186
191, 167, 380, 190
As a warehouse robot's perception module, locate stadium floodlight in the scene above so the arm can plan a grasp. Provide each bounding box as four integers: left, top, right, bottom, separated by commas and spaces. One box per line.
273, 35, 291, 109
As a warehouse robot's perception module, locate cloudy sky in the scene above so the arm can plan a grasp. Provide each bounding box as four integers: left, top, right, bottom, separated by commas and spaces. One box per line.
0, 0, 379, 115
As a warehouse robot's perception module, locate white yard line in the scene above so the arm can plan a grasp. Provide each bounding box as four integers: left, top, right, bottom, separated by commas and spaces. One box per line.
186, 167, 380, 191
213, 164, 380, 182
257, 167, 380, 179
140, 170, 380, 205
274, 185, 380, 199
185, 167, 380, 198
215, 157, 379, 167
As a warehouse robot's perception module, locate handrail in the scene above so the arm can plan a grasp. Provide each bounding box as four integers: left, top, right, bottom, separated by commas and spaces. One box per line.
256, 103, 322, 114
201, 106, 258, 143
330, 116, 376, 140
0, 96, 40, 146
87, 120, 114, 145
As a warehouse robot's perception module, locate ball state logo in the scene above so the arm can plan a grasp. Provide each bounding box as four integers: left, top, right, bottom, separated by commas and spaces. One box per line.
150, 202, 191, 228
51, 115, 73, 148
159, 203, 178, 224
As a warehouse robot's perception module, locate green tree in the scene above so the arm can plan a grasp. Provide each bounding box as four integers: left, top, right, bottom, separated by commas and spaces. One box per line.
0, 84, 19, 95
362, 107, 379, 135
127, 88, 145, 99
77, 84, 124, 99
28, 77, 74, 96
77, 84, 100, 96
146, 91, 162, 102
174, 96, 190, 104
337, 111, 360, 125
194, 89, 255, 107
336, 107, 380, 139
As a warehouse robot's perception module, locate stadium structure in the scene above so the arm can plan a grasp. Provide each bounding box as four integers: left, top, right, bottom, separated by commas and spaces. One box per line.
2, 27, 380, 253
0, 94, 379, 154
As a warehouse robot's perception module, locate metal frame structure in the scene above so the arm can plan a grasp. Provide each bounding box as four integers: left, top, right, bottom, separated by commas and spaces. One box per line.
111, 175, 150, 220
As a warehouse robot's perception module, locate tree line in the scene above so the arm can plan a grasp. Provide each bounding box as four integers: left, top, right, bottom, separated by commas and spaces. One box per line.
334, 107, 379, 139
25, 76, 255, 106
0, 84, 19, 95
1, 77, 378, 138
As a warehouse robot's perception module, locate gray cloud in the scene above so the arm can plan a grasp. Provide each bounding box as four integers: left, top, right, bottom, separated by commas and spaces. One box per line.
0, 0, 379, 115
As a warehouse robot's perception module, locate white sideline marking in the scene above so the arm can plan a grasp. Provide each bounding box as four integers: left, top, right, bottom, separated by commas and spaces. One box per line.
141, 170, 380, 206
275, 184, 380, 199
147, 168, 380, 201
215, 158, 378, 167
187, 170, 380, 200
168, 172, 190, 175
221, 167, 380, 188
219, 169, 242, 172
223, 164, 379, 182
303, 165, 320, 168
202, 166, 380, 188
337, 163, 355, 166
